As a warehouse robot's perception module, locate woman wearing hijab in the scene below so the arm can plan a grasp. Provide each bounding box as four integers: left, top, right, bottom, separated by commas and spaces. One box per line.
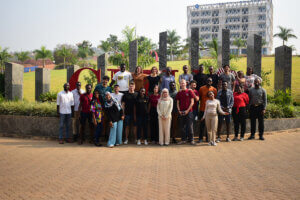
104, 92, 124, 148
157, 88, 173, 146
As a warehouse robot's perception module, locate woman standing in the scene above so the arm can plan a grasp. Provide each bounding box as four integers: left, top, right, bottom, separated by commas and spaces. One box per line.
149, 85, 160, 144
157, 88, 173, 146
147, 66, 161, 95
135, 88, 149, 145
91, 90, 104, 147
201, 91, 229, 146
245, 67, 262, 93
235, 71, 246, 91
232, 85, 249, 141
104, 92, 124, 148
132, 66, 148, 92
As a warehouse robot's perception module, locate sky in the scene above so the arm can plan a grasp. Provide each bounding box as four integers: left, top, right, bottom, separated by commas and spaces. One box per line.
0, 0, 299, 54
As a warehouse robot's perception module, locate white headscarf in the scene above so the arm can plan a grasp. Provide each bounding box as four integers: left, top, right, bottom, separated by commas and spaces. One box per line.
159, 88, 171, 102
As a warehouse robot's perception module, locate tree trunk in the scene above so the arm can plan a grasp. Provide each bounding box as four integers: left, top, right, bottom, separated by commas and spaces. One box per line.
63, 57, 66, 69
43, 59, 45, 68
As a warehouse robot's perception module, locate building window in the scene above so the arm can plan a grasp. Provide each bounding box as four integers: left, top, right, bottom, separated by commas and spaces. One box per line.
242, 8, 249, 14
258, 15, 266, 21
242, 16, 248, 23
258, 6, 266, 12
212, 18, 219, 24
212, 10, 219, 17
191, 11, 199, 17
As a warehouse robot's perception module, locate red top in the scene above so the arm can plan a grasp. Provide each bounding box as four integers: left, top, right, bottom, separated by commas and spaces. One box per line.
192, 89, 199, 111
149, 94, 160, 108
233, 92, 249, 113
176, 89, 195, 112
80, 93, 93, 113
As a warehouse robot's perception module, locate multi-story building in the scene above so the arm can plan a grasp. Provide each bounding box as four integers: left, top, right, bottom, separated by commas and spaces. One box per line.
187, 0, 273, 55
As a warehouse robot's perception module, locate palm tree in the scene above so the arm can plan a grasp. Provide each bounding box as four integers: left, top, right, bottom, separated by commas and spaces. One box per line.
15, 51, 30, 63
167, 29, 181, 61
208, 38, 218, 59
122, 26, 136, 43
77, 40, 94, 60
98, 41, 111, 52
0, 46, 12, 73
34, 46, 53, 68
274, 26, 298, 46
233, 38, 246, 56
56, 46, 72, 69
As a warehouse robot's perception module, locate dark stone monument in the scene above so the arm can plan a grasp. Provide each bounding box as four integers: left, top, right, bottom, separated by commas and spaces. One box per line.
218, 29, 230, 67
35, 68, 50, 101
247, 34, 262, 77
129, 40, 138, 72
190, 28, 199, 71
4, 62, 23, 100
67, 65, 80, 82
159, 31, 167, 70
97, 53, 107, 79
275, 45, 292, 91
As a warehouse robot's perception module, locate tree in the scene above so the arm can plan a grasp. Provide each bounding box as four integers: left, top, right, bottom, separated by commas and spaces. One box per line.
233, 37, 246, 56
274, 26, 297, 46
34, 46, 53, 68
0, 46, 12, 73
167, 29, 181, 61
98, 34, 121, 53
98, 40, 111, 52
77, 40, 94, 60
122, 26, 136, 43
53, 44, 78, 67
15, 51, 30, 63
56, 45, 73, 68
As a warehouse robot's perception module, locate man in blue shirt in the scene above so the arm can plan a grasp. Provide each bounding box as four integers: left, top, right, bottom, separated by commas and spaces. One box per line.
161, 67, 175, 91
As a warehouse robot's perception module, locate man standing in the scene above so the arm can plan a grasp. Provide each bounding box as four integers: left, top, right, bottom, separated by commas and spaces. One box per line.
94, 75, 112, 104
207, 66, 218, 89
111, 84, 124, 106
198, 78, 217, 142
110, 63, 133, 93
57, 83, 74, 144
218, 65, 236, 91
193, 64, 207, 91
190, 80, 199, 120
161, 67, 175, 91
71, 82, 84, 142
179, 65, 193, 86
78, 84, 94, 144
248, 78, 267, 140
216, 81, 234, 142
169, 81, 178, 144
176, 79, 195, 145
121, 82, 138, 144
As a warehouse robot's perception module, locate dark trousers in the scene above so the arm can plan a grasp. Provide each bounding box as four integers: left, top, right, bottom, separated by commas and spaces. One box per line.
179, 112, 194, 142
250, 105, 264, 137
94, 122, 102, 143
199, 111, 207, 140
137, 115, 148, 140
232, 107, 246, 138
171, 112, 178, 139
150, 107, 159, 142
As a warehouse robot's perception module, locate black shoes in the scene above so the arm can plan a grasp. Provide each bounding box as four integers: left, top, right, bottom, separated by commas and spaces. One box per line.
248, 136, 255, 140
259, 136, 265, 141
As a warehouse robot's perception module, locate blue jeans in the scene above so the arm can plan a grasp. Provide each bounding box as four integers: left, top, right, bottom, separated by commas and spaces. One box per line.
59, 114, 71, 139
94, 122, 102, 143
107, 120, 123, 146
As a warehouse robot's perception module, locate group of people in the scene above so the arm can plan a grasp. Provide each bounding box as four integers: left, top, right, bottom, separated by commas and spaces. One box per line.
57, 63, 267, 147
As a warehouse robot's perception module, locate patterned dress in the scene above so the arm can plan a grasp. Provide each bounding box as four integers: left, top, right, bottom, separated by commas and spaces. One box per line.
91, 99, 103, 123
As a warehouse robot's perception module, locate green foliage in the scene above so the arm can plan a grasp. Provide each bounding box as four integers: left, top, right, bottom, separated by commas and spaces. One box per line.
201, 60, 217, 73
34, 46, 53, 68
268, 89, 293, 106
261, 69, 272, 87
77, 40, 94, 60
0, 46, 12, 73
265, 103, 299, 118
274, 26, 298, 46
15, 51, 31, 62
167, 29, 181, 61
39, 91, 57, 102
138, 54, 156, 68
232, 38, 246, 56
54, 44, 77, 68
0, 101, 57, 117
83, 70, 98, 88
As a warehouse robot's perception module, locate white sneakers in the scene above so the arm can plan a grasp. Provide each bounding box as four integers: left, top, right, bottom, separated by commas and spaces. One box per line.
144, 140, 148, 145
137, 140, 141, 145
124, 139, 128, 145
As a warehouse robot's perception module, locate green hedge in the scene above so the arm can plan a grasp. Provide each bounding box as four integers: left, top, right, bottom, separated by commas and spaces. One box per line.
265, 103, 300, 118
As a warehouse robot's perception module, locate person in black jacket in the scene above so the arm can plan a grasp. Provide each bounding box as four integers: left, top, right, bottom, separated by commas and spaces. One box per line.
104, 92, 124, 148
135, 88, 149, 145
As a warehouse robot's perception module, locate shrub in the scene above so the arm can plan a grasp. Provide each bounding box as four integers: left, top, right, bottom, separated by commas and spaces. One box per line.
265, 103, 299, 118
39, 91, 57, 102
268, 89, 293, 106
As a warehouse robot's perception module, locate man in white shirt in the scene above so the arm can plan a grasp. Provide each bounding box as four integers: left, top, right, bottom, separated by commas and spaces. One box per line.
109, 63, 133, 93
57, 83, 74, 144
111, 84, 123, 105
71, 81, 85, 141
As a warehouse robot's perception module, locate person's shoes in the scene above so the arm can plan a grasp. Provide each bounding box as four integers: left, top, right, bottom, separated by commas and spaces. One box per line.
160, 144, 164, 146
78, 140, 83, 145
208, 142, 212, 146
177, 141, 186, 145
239, 137, 244, 141
115, 144, 120, 146
216, 138, 221, 143
248, 136, 255, 140
144, 140, 148, 145
165, 144, 169, 146
66, 138, 73, 143
190, 141, 195, 145
226, 137, 231, 142
172, 138, 177, 144
108, 144, 114, 148
124, 139, 128, 145
59, 139, 64, 144
259, 136, 265, 140
212, 142, 217, 146
73, 134, 78, 142
197, 139, 203, 143
137, 139, 141, 145
94, 142, 102, 147
232, 137, 239, 141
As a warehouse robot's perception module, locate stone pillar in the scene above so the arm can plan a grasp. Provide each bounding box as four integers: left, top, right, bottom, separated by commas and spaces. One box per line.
275, 45, 292, 91
247, 34, 262, 77
97, 53, 108, 79
67, 65, 80, 83
4, 62, 24, 100
159, 31, 167, 70
190, 28, 199, 71
129, 40, 138, 72
218, 29, 230, 67
35, 68, 50, 101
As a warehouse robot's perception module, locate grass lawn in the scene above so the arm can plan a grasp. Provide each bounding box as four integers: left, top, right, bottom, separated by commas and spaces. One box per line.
23, 56, 300, 102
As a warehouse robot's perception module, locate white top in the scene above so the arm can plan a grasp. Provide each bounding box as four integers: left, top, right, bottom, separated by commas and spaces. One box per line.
57, 90, 74, 114
71, 89, 85, 111
202, 99, 226, 119
113, 71, 133, 91
111, 92, 124, 105
157, 98, 173, 118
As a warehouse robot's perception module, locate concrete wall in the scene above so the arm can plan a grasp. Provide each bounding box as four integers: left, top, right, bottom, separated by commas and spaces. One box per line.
0, 115, 299, 140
